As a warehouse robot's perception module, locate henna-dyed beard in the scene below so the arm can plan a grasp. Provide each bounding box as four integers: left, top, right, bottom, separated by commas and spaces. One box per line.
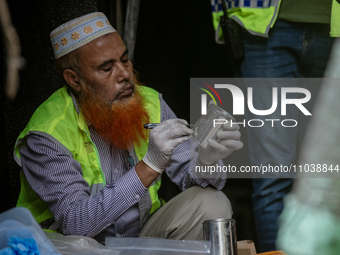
77, 80, 149, 150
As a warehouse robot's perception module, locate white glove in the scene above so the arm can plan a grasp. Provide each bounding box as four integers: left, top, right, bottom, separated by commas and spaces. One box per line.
143, 119, 193, 173
198, 122, 243, 165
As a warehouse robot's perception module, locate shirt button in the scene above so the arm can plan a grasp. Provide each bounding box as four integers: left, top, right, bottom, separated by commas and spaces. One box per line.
135, 194, 140, 200
114, 169, 119, 174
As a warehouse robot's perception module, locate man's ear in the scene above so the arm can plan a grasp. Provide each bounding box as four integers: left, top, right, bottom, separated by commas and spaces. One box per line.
63, 69, 81, 91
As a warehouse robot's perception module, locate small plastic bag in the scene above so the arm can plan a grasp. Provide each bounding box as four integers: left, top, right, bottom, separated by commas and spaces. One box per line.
105, 237, 210, 255
0, 208, 60, 255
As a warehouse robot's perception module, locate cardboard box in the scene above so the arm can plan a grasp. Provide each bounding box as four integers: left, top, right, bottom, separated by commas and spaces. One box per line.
237, 240, 257, 255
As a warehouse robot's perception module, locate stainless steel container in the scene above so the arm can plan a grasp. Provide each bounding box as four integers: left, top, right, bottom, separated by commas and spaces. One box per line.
202, 218, 237, 255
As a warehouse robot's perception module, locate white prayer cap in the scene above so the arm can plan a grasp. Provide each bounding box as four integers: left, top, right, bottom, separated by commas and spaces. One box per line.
50, 12, 116, 59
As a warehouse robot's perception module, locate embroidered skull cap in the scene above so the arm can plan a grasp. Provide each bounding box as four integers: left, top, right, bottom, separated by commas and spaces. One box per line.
50, 12, 116, 59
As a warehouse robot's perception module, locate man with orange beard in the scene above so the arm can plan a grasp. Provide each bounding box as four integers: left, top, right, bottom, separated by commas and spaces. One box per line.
13, 12, 243, 243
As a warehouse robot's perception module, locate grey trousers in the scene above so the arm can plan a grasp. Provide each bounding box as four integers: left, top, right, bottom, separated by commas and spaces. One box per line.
140, 186, 232, 240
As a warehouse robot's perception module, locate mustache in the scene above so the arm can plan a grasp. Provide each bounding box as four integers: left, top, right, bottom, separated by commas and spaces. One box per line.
112, 81, 135, 101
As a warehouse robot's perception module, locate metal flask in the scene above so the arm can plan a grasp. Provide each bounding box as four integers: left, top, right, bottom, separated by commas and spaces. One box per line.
202, 218, 237, 255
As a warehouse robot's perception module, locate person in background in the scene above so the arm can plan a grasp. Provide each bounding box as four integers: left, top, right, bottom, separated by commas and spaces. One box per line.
277, 37, 340, 255
211, 0, 340, 252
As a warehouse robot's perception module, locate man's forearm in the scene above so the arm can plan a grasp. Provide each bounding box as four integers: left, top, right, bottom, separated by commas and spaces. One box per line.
20, 134, 147, 237
61, 168, 146, 237
135, 160, 161, 188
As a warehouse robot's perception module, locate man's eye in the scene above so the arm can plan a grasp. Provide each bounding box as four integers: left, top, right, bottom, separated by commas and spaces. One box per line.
103, 67, 112, 72
122, 59, 129, 64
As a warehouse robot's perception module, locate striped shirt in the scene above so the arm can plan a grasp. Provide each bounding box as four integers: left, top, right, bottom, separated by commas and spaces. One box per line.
19, 97, 226, 243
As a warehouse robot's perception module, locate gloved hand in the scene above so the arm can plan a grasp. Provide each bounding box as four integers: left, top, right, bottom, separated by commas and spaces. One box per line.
198, 122, 243, 165
143, 119, 193, 173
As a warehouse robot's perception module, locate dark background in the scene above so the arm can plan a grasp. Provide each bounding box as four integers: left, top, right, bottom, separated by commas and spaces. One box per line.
1, 0, 256, 248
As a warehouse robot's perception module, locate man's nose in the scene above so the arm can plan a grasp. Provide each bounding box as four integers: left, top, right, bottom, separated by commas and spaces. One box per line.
116, 62, 131, 82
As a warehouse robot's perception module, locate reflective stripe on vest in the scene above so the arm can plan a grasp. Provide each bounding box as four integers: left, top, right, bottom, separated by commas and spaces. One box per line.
211, 0, 281, 39
212, 0, 273, 11
14, 85, 162, 228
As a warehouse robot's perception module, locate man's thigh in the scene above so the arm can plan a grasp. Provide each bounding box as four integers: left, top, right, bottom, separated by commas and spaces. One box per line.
140, 186, 232, 240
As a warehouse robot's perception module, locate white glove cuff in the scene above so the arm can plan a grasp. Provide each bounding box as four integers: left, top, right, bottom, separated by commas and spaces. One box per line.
142, 157, 164, 174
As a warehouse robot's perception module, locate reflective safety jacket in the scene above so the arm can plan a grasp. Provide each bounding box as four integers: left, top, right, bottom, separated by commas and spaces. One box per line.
14, 85, 162, 229
211, 0, 340, 39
